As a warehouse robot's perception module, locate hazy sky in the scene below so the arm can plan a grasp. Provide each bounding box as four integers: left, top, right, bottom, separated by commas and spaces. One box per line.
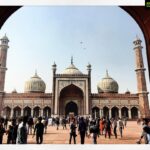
0, 6, 149, 97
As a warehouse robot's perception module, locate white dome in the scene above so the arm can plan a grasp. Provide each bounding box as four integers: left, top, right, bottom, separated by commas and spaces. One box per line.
97, 70, 119, 93
62, 58, 82, 75
24, 72, 46, 93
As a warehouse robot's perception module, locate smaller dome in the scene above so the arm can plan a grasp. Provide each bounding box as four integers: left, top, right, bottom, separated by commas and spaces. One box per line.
12, 88, 17, 93
97, 70, 119, 93
125, 89, 130, 94
24, 72, 46, 93
62, 57, 82, 75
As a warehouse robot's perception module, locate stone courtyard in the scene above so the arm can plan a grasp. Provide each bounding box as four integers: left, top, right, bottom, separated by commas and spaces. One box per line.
2, 121, 144, 144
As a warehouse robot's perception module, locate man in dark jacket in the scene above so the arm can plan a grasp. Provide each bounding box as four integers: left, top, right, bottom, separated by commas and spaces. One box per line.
78, 117, 87, 144
69, 120, 77, 144
105, 118, 112, 139
33, 117, 44, 144
16, 116, 28, 144
0, 122, 5, 144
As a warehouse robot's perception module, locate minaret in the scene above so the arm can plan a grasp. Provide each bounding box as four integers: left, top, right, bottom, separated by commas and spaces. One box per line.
87, 63, 92, 115
52, 62, 57, 115
0, 34, 9, 92
87, 63, 92, 93
133, 36, 150, 118
0, 34, 9, 116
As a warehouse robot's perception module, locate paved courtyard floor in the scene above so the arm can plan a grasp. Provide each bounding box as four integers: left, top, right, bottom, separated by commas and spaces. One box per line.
2, 121, 143, 144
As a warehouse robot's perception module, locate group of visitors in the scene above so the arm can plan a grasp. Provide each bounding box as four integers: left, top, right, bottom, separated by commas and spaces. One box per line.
1, 115, 150, 144
68, 116, 127, 144
0, 116, 48, 144
137, 118, 150, 144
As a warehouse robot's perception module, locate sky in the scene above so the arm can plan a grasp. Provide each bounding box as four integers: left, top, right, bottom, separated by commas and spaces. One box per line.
0, 6, 149, 98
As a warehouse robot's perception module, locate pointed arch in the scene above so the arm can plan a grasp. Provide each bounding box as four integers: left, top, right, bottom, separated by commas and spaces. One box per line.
13, 106, 21, 118
92, 106, 100, 119
43, 106, 51, 118
23, 106, 31, 117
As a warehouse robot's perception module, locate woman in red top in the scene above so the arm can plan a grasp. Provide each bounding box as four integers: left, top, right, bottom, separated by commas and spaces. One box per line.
99, 118, 104, 135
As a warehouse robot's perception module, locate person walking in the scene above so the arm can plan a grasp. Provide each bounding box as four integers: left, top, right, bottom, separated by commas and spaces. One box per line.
105, 118, 112, 139
33, 117, 45, 144
118, 118, 124, 138
99, 118, 103, 135
89, 120, 99, 144
113, 118, 118, 139
11, 118, 18, 144
6, 124, 14, 144
62, 117, 67, 130
16, 116, 28, 144
78, 117, 87, 144
137, 118, 150, 144
27, 117, 34, 135
4, 117, 8, 130
55, 117, 60, 130
0, 122, 5, 144
69, 120, 77, 144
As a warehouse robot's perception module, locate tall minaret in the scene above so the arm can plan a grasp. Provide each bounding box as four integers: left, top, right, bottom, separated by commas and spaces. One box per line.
0, 34, 9, 92
0, 34, 9, 116
133, 36, 150, 118
87, 63, 92, 115
52, 62, 57, 116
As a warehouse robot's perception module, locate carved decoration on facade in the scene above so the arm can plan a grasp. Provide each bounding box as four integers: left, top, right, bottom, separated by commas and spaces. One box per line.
130, 100, 138, 105
120, 100, 128, 104
110, 100, 119, 104
43, 105, 51, 108
13, 105, 22, 108
58, 80, 85, 94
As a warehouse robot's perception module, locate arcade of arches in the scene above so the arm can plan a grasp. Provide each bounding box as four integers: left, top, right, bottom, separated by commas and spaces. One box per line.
3, 106, 51, 118
92, 106, 139, 119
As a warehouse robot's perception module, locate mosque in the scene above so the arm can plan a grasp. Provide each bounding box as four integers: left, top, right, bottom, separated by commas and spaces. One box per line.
0, 35, 149, 119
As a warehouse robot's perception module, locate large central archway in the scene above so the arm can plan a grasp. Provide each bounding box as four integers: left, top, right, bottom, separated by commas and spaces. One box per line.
59, 84, 83, 116
65, 101, 78, 117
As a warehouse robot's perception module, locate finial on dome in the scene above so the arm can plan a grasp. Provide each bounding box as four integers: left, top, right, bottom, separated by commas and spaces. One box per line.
71, 56, 73, 64
35, 69, 38, 76
106, 69, 109, 77
125, 88, 130, 94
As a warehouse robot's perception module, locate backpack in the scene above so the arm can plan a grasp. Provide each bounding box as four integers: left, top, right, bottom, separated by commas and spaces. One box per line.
70, 123, 76, 133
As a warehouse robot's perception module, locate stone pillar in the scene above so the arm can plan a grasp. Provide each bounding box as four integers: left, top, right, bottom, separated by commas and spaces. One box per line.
99, 109, 101, 118
31, 109, 33, 117
101, 108, 104, 117
95, 110, 96, 119
21, 109, 23, 116
109, 108, 111, 118
119, 109, 121, 118
138, 110, 141, 118
41, 108, 44, 117
128, 109, 131, 119
39, 108, 41, 117
10, 108, 13, 118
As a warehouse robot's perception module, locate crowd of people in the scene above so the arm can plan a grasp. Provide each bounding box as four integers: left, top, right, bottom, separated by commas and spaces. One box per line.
0, 115, 150, 144
0, 116, 48, 144
68, 116, 127, 144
